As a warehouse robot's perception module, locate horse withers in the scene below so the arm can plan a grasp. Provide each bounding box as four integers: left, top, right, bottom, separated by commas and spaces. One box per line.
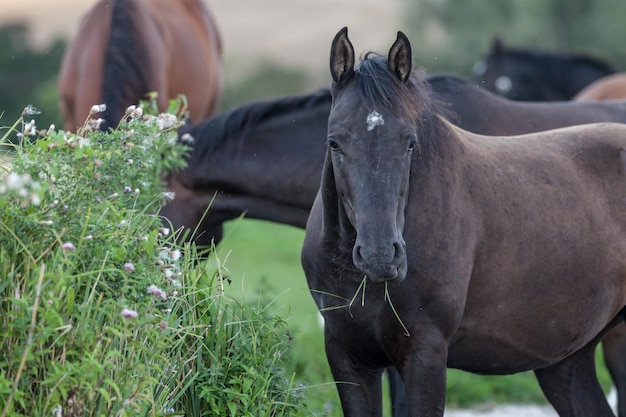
58, 0, 222, 132
301, 27, 626, 416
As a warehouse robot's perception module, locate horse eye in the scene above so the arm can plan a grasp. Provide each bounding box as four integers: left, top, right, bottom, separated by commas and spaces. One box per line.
408, 139, 418, 152
327, 138, 340, 151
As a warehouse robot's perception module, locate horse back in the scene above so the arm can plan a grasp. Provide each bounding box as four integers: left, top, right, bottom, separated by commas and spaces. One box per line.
439, 123, 626, 371
58, 0, 222, 132
146, 0, 223, 119
574, 73, 626, 101
58, 0, 112, 131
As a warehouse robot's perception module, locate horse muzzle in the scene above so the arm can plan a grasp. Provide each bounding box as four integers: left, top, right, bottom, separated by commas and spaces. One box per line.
352, 241, 407, 283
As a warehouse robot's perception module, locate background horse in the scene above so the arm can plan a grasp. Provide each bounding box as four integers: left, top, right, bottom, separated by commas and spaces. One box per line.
58, 0, 222, 132
575, 73, 626, 101
471, 37, 615, 101
161, 77, 626, 416
301, 27, 626, 416
162, 76, 626, 248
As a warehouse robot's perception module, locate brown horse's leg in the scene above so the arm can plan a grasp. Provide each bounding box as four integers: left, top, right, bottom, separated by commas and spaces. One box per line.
602, 324, 626, 417
535, 342, 614, 417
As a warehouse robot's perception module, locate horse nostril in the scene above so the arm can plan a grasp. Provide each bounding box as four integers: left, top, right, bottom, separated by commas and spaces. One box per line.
393, 241, 403, 255
353, 245, 364, 263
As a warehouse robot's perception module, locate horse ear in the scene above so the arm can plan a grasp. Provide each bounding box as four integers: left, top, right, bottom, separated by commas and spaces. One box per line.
330, 27, 355, 84
388, 31, 412, 83
491, 36, 503, 55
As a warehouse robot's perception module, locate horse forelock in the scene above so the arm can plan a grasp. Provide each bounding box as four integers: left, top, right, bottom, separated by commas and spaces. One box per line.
101, 0, 152, 130
344, 54, 447, 156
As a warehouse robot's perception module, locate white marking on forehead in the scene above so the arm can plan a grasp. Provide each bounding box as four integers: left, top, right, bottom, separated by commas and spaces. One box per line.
366, 111, 384, 131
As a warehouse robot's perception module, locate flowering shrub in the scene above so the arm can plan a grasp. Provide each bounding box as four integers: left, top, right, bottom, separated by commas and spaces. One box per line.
0, 103, 307, 416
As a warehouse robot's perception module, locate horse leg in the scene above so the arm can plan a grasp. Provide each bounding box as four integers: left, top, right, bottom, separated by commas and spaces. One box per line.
602, 323, 626, 417
324, 332, 384, 416
535, 342, 614, 417
398, 342, 448, 417
387, 366, 408, 417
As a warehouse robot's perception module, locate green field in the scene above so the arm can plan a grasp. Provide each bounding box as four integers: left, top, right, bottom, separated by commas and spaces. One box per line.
214, 217, 614, 415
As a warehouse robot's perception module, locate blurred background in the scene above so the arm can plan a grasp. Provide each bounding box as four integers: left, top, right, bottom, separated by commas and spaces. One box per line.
3, 0, 626, 130
2, 0, 626, 413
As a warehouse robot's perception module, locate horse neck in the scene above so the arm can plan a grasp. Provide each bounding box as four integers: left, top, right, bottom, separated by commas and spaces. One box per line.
181, 97, 330, 214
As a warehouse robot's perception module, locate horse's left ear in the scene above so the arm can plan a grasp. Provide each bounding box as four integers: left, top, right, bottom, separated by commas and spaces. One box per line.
330, 27, 355, 84
388, 31, 412, 83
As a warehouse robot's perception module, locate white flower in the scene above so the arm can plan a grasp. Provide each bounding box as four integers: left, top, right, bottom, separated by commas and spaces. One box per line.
5, 172, 23, 190
169, 249, 182, 262
24, 120, 37, 136
90, 104, 106, 115
180, 133, 195, 144
161, 191, 175, 203
131, 107, 143, 119
156, 113, 177, 130
22, 105, 41, 116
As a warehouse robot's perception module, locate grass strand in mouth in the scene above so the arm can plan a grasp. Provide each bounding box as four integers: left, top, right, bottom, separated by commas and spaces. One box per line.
385, 281, 411, 337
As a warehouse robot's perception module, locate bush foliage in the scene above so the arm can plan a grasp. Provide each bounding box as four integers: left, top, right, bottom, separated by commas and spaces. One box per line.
0, 102, 307, 417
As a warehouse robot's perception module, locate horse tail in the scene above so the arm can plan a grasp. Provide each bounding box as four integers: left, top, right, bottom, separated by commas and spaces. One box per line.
101, 0, 151, 131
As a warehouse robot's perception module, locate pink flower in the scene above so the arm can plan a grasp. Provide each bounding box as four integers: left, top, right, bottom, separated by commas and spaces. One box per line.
147, 285, 167, 300
121, 308, 138, 319
62, 242, 76, 251
124, 262, 135, 273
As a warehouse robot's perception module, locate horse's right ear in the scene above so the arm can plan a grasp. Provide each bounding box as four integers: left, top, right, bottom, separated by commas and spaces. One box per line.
491, 37, 503, 56
330, 27, 355, 84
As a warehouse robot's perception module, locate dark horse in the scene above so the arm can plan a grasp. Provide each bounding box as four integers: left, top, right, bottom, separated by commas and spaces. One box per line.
471, 38, 615, 101
58, 0, 223, 132
301, 27, 626, 416
161, 77, 626, 417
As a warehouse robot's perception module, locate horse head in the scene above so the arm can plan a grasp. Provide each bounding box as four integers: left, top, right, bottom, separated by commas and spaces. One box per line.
325, 28, 427, 283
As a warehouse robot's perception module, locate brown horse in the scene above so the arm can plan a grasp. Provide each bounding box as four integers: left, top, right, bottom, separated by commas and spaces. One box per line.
301, 27, 626, 416
58, 0, 222, 132
575, 73, 626, 101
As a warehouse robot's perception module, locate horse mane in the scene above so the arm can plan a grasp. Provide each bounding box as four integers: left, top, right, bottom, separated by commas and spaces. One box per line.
101, 0, 152, 131
181, 89, 332, 163
353, 53, 448, 156
495, 46, 616, 75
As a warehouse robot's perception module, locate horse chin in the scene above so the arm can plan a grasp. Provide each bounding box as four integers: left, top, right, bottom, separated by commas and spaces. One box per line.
359, 259, 408, 284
